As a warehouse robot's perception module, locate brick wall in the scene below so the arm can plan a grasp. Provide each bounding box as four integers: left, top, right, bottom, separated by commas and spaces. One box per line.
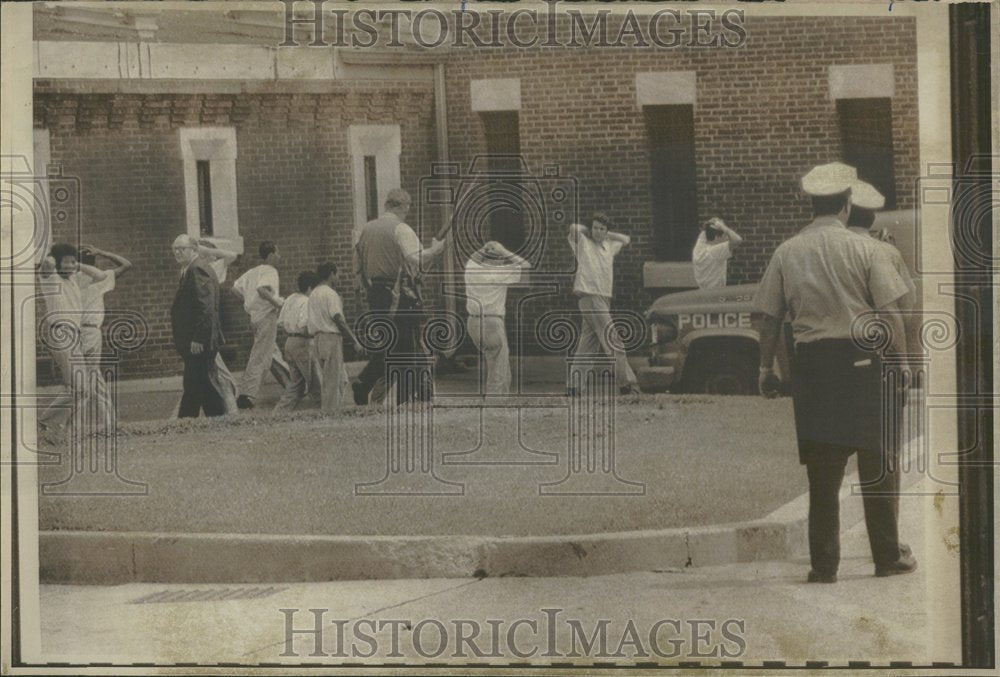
33, 14, 919, 379
34, 84, 436, 381
443, 14, 919, 348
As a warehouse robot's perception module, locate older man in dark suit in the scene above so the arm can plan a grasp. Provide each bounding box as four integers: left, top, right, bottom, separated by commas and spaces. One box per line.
171, 234, 226, 417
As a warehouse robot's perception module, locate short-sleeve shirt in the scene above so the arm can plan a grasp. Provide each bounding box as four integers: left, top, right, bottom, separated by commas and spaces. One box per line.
878, 240, 916, 312
81, 269, 116, 327
464, 258, 523, 317
234, 264, 280, 323
307, 285, 344, 335
41, 271, 84, 329
278, 292, 310, 335
356, 213, 422, 281
568, 225, 623, 298
692, 233, 732, 290
754, 216, 910, 344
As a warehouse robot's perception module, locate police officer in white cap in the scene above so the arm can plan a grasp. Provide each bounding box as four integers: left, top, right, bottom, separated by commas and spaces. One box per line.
847, 181, 920, 356
754, 162, 917, 583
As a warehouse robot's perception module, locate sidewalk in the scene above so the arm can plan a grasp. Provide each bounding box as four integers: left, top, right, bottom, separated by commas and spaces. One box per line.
37, 477, 948, 666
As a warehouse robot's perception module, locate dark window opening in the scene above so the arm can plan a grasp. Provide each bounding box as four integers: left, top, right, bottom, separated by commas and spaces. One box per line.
837, 97, 897, 209
480, 111, 525, 253
645, 105, 697, 262
196, 159, 214, 237
363, 155, 379, 222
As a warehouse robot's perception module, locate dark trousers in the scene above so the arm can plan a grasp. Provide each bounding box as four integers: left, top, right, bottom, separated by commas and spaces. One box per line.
179, 351, 226, 418
356, 283, 427, 404
793, 339, 903, 575
804, 443, 902, 575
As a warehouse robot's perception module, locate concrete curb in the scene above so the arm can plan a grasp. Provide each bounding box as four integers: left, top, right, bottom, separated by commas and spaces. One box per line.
39, 442, 924, 584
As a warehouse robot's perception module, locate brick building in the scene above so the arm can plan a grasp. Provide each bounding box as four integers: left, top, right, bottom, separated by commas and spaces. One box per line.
31, 6, 919, 380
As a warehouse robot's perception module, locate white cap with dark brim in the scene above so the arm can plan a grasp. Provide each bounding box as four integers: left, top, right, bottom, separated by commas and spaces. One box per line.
801, 161, 859, 197
850, 180, 885, 211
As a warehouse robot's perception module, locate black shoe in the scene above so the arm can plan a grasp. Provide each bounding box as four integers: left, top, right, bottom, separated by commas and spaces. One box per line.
352, 382, 368, 406
806, 570, 837, 583
620, 384, 641, 396
236, 395, 254, 410
875, 553, 917, 578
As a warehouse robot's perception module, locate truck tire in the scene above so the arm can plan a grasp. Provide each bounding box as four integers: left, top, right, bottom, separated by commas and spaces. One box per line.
685, 351, 757, 395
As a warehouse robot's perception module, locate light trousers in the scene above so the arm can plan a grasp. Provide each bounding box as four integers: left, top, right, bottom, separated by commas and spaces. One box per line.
467, 315, 511, 394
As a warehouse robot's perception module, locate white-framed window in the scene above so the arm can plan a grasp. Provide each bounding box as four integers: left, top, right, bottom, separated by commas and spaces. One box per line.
348, 125, 401, 244
179, 127, 243, 253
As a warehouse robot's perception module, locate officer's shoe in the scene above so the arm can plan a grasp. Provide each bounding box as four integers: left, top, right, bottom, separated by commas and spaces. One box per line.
351, 382, 369, 406
875, 552, 917, 578
619, 384, 641, 396
806, 570, 837, 584
236, 395, 254, 410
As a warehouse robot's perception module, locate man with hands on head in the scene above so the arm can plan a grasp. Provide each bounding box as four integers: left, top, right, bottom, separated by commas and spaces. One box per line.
464, 239, 532, 395
37, 243, 115, 433
567, 211, 640, 396
692, 216, 743, 290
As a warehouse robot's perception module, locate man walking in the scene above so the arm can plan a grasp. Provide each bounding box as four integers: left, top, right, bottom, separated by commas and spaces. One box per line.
233, 241, 288, 409
78, 244, 133, 360
692, 217, 743, 290
274, 270, 320, 412
567, 212, 640, 395
464, 241, 531, 395
170, 234, 225, 418
37, 243, 115, 434
353, 188, 445, 405
847, 181, 921, 357
308, 262, 363, 413
755, 162, 916, 583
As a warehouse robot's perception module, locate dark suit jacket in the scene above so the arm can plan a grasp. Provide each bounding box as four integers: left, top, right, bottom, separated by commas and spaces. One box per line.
171, 256, 223, 357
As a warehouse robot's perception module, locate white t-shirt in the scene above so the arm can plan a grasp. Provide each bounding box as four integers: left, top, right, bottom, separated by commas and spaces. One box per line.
234, 264, 280, 323
692, 232, 733, 290
81, 269, 116, 327
41, 271, 84, 329
278, 292, 310, 335
568, 225, 623, 298
307, 285, 344, 335
464, 258, 522, 317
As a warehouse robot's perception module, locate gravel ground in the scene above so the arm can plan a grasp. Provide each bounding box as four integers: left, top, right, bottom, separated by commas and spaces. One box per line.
38, 394, 806, 536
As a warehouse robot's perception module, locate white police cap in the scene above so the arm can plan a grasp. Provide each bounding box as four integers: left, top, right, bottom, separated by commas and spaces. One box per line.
801, 162, 858, 197
850, 180, 885, 211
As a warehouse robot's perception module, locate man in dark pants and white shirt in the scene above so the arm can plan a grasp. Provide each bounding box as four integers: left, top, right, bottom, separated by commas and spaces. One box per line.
755, 162, 917, 583
353, 188, 445, 405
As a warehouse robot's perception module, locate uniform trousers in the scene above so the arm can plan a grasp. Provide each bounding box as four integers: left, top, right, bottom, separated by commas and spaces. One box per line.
356, 282, 427, 405
793, 339, 903, 576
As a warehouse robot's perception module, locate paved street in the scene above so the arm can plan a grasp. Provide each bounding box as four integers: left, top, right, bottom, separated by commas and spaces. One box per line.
39, 484, 952, 666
